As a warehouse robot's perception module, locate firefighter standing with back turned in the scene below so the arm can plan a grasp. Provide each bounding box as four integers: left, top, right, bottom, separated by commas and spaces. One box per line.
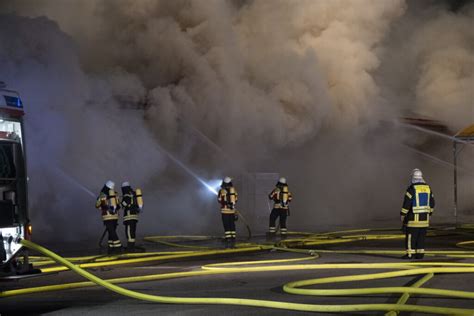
95, 180, 122, 254
401, 169, 435, 259
120, 182, 143, 252
218, 177, 238, 248
268, 177, 293, 239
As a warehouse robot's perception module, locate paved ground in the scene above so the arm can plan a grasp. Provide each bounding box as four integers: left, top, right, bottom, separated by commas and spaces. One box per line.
1, 228, 474, 316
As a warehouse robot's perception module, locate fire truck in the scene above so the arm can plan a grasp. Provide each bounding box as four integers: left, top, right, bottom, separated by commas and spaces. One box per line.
0, 81, 33, 275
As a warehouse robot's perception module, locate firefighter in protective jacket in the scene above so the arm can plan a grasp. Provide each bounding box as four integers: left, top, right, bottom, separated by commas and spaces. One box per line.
95, 180, 122, 254
401, 169, 435, 259
268, 177, 292, 239
120, 182, 143, 251
218, 177, 238, 248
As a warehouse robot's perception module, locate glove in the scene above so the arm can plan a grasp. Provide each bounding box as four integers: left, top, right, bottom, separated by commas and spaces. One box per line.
400, 215, 407, 232
234, 214, 239, 221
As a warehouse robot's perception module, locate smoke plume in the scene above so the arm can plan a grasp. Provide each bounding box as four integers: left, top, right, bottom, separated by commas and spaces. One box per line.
0, 0, 472, 242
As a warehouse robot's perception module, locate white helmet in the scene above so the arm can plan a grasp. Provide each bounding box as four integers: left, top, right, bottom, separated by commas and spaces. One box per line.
279, 177, 287, 184
411, 168, 424, 183
223, 176, 232, 184
121, 181, 130, 187
105, 180, 115, 189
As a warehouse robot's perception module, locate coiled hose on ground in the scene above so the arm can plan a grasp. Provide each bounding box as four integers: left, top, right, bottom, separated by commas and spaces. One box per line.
1, 227, 474, 315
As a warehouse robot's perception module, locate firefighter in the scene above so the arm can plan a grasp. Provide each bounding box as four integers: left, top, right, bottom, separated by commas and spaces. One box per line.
218, 177, 238, 248
120, 182, 143, 251
401, 169, 435, 259
95, 180, 122, 254
268, 177, 292, 239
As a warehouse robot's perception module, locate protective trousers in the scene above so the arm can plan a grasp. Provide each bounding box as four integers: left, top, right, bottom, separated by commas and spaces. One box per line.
221, 214, 236, 240
104, 220, 121, 252
269, 208, 288, 236
405, 227, 426, 257
124, 219, 137, 249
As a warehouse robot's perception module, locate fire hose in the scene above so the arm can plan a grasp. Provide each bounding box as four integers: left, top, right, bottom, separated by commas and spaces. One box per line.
2, 228, 474, 315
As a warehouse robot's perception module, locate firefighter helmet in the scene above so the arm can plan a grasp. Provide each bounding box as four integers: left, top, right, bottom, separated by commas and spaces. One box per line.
223, 177, 232, 184
122, 181, 130, 187
412, 169, 424, 183
105, 180, 115, 189
279, 177, 287, 184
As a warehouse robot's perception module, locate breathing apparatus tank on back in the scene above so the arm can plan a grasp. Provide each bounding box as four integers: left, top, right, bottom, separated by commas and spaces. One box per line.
108, 189, 117, 214
227, 186, 236, 209
135, 188, 143, 210
280, 185, 289, 208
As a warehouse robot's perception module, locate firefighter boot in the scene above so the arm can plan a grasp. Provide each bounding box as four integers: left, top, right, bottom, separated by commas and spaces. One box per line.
415, 253, 424, 259
266, 232, 276, 241
126, 242, 135, 252
223, 238, 231, 249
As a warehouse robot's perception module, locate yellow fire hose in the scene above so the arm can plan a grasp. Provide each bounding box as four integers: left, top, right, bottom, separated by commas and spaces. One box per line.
39, 245, 263, 273
33, 228, 473, 271
23, 228, 474, 277
1, 239, 472, 315
385, 272, 434, 316
3, 227, 474, 314
458, 241, 474, 249
28, 251, 197, 267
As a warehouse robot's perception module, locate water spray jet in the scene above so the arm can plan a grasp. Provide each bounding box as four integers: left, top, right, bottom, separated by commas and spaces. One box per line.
50, 166, 96, 198
155, 144, 218, 195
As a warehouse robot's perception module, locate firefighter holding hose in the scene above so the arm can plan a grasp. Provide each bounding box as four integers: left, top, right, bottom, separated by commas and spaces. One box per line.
120, 182, 143, 252
401, 169, 435, 259
218, 177, 238, 248
268, 177, 292, 240
95, 180, 122, 254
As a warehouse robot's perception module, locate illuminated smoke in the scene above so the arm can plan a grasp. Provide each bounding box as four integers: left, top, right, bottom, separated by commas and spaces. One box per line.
155, 142, 219, 196
0, 1, 472, 240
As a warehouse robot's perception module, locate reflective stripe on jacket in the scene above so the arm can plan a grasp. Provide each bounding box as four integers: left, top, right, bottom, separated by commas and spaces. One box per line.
401, 183, 435, 228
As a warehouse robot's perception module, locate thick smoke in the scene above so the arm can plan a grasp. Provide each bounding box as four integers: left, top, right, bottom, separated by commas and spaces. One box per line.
413, 8, 474, 130
379, 1, 474, 131
0, 14, 168, 241
0, 0, 472, 242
